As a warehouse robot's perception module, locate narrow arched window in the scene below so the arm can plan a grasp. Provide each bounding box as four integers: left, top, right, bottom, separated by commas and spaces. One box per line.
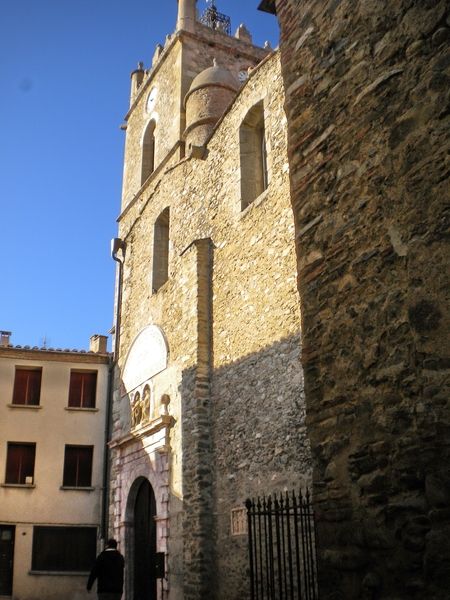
141, 119, 156, 184
152, 207, 170, 293
239, 100, 268, 210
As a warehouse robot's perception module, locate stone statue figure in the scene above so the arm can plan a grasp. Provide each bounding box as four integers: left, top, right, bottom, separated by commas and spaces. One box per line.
131, 392, 142, 428
142, 386, 151, 423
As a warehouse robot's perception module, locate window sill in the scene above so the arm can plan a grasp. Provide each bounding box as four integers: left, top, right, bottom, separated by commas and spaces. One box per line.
151, 279, 169, 296
65, 407, 99, 412
29, 570, 90, 577
240, 187, 269, 216
7, 403, 42, 409
60, 486, 95, 492
1, 483, 35, 489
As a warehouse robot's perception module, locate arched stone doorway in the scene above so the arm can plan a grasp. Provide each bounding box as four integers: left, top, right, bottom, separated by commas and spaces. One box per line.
127, 477, 158, 600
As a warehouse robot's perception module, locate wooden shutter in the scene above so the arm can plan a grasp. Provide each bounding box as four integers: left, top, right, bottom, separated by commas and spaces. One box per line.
6, 443, 36, 484
68, 372, 83, 407
81, 372, 97, 408
63, 446, 93, 487
32, 526, 97, 571
12, 369, 41, 405
68, 372, 97, 408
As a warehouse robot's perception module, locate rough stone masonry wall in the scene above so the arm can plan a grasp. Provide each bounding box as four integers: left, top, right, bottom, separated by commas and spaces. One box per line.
207, 53, 311, 600
275, 0, 450, 598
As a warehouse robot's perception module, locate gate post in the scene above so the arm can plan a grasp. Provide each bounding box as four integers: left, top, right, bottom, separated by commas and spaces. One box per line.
246, 498, 255, 600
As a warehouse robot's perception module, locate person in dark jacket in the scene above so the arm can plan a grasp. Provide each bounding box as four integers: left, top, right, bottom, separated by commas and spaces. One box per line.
87, 538, 124, 600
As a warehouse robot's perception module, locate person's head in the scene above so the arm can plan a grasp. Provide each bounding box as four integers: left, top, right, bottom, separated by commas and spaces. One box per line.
106, 538, 118, 549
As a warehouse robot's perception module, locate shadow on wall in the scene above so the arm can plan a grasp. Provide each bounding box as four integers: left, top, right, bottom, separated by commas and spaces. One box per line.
180, 333, 313, 600
179, 305, 449, 599
274, 0, 450, 596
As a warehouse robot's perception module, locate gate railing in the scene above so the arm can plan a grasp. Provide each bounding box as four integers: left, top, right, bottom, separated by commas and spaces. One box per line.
245, 489, 319, 600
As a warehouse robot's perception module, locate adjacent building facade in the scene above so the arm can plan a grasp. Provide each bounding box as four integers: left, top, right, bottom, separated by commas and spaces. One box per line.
109, 1, 311, 599
0, 332, 110, 600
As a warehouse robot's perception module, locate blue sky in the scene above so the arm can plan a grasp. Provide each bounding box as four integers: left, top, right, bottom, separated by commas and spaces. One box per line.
0, 1, 279, 350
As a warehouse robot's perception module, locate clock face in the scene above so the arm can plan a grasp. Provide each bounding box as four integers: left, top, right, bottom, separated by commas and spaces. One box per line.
146, 87, 157, 113
238, 70, 248, 83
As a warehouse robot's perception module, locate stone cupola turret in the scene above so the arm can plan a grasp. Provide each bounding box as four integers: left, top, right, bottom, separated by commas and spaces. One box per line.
183, 59, 239, 153
177, 0, 197, 33
130, 62, 145, 107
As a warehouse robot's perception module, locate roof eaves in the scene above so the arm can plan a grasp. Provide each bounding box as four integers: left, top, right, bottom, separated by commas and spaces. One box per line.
258, 0, 277, 15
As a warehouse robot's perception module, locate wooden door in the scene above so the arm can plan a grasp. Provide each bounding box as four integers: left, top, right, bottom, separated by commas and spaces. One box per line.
134, 480, 157, 600
0, 525, 15, 596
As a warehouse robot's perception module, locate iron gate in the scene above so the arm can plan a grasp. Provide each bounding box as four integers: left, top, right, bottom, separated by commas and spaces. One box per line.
246, 490, 319, 600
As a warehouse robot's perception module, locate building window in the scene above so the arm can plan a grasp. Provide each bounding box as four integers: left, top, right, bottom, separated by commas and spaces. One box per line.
240, 100, 268, 210
32, 526, 97, 572
152, 207, 170, 293
141, 119, 156, 184
12, 368, 42, 406
63, 446, 93, 487
68, 371, 97, 408
5, 443, 36, 484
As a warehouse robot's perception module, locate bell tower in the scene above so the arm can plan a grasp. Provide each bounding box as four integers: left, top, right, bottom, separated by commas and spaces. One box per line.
120, 0, 269, 210
176, 0, 197, 33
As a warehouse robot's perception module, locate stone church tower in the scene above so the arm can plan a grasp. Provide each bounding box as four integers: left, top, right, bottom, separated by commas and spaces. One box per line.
109, 2, 311, 599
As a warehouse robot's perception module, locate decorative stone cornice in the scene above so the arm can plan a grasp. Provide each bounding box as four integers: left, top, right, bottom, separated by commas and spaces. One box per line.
108, 415, 175, 449
0, 346, 111, 364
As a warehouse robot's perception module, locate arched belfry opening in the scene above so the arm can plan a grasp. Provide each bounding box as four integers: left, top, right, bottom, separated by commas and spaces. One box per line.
141, 120, 156, 184
126, 477, 158, 600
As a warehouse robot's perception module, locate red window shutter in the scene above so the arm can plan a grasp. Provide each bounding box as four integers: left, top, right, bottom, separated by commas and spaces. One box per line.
68, 372, 97, 408
77, 447, 93, 486
12, 369, 41, 406
68, 372, 83, 407
32, 526, 97, 572
6, 444, 35, 484
27, 370, 42, 405
5, 445, 21, 482
63, 447, 77, 486
22, 445, 36, 481
81, 372, 97, 408
63, 446, 93, 487
12, 371, 27, 405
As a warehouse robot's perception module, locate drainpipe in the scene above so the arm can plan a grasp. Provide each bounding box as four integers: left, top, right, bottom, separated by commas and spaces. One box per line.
111, 238, 127, 360
101, 238, 126, 540
101, 354, 114, 541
